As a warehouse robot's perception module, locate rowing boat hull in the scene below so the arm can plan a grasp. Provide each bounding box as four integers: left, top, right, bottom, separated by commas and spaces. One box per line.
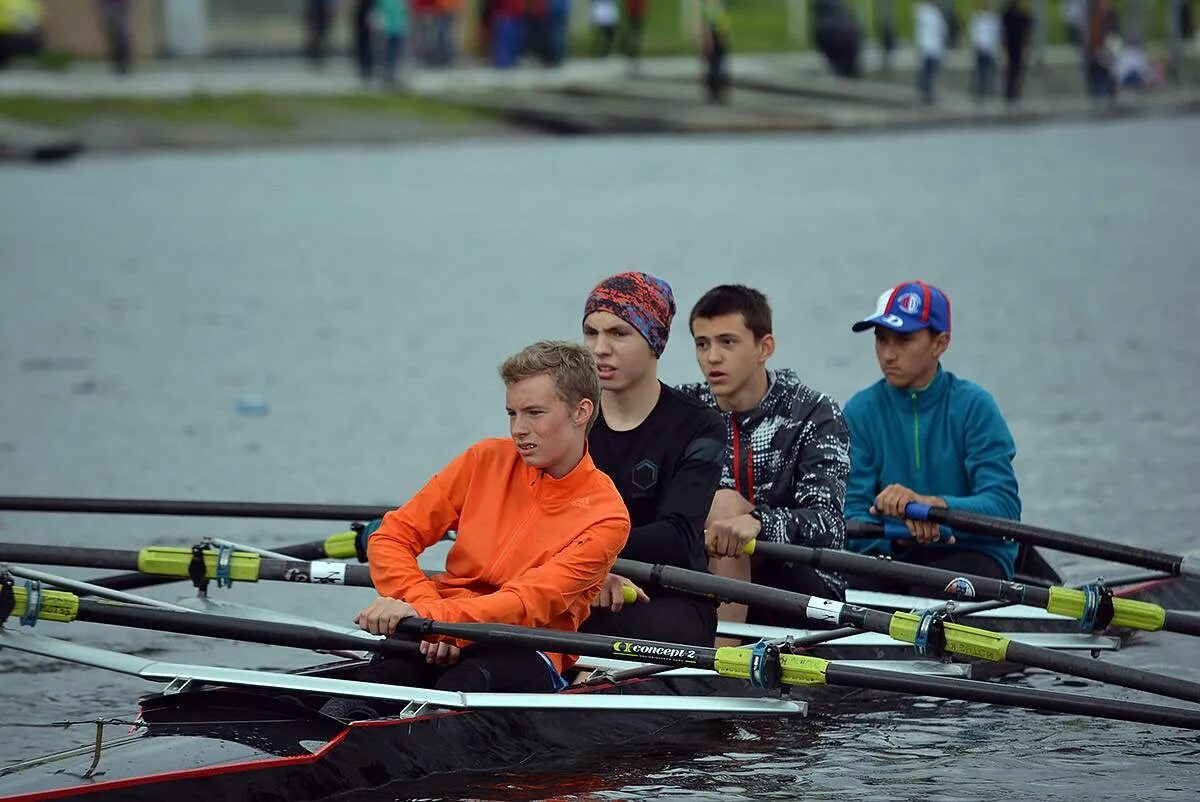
0, 671, 791, 802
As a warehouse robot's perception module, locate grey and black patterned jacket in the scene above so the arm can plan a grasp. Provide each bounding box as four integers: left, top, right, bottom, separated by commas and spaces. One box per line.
678, 369, 851, 592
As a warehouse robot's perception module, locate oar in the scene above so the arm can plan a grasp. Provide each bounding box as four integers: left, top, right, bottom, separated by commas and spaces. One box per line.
394, 617, 1200, 731
4, 584, 417, 658
739, 538, 1200, 637
85, 531, 360, 592
611, 557, 1200, 704
0, 542, 376, 587
899, 503, 1199, 578
0, 495, 390, 521
0, 542, 643, 603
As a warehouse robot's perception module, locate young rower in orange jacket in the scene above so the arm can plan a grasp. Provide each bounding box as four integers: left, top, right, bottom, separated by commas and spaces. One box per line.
352, 341, 630, 698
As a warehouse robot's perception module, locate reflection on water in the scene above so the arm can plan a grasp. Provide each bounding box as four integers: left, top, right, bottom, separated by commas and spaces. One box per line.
2, 116, 1200, 798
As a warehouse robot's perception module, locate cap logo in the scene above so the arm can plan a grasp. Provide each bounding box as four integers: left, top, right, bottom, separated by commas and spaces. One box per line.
881, 314, 905, 328
896, 292, 922, 315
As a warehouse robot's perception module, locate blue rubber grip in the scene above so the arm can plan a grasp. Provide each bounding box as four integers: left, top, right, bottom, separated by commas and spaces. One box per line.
904, 501, 933, 521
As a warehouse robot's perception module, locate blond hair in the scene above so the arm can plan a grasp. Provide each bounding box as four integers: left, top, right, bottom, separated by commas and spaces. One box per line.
499, 341, 601, 431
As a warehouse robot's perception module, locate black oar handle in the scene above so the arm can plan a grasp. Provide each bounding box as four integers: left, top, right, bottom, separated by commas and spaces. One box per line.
0, 496, 390, 522
904, 503, 1193, 577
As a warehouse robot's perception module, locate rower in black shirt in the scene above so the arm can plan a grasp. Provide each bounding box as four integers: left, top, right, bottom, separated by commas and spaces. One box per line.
579, 272, 725, 647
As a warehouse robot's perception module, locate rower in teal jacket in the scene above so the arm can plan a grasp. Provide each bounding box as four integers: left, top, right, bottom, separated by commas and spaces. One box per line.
843, 281, 1020, 582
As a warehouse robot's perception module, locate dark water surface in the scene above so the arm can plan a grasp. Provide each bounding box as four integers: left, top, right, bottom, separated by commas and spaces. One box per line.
2, 117, 1199, 799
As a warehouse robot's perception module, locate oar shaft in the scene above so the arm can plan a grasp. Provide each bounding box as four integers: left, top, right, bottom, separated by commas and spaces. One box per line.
0, 495, 389, 522
907, 505, 1193, 577
397, 618, 722, 673
750, 541, 1053, 608
73, 600, 420, 657
616, 558, 1200, 704
395, 617, 1200, 730
0, 543, 376, 588
825, 663, 1200, 731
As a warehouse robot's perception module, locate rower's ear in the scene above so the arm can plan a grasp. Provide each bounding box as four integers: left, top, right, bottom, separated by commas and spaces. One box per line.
931, 331, 951, 359
574, 397, 595, 429
757, 333, 775, 363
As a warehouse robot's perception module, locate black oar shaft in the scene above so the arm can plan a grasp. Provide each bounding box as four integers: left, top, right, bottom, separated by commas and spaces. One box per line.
751, 541, 1054, 608
0, 543, 376, 587
615, 558, 1200, 704
917, 506, 1192, 577
75, 600, 420, 659
0, 495, 388, 522
824, 663, 1200, 731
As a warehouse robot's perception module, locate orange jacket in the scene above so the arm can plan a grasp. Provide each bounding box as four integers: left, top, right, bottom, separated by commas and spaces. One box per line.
369, 437, 630, 673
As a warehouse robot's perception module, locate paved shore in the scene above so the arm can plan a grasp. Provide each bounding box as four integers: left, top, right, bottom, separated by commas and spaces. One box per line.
1, 45, 1197, 158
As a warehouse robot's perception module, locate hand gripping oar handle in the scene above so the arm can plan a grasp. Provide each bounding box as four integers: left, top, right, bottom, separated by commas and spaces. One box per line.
903, 503, 1194, 577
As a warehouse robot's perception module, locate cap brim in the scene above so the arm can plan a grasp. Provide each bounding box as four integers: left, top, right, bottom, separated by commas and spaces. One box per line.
851, 315, 927, 334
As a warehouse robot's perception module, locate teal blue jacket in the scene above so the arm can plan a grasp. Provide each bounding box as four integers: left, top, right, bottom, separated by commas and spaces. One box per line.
843, 367, 1021, 577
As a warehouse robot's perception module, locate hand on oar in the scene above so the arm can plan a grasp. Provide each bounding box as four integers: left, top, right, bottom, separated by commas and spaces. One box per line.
355, 596, 418, 636
593, 574, 648, 612
872, 485, 953, 545
419, 639, 461, 667
705, 514, 761, 558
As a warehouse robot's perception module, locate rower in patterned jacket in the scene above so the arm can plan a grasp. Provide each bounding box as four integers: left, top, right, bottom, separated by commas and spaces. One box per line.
678, 285, 850, 631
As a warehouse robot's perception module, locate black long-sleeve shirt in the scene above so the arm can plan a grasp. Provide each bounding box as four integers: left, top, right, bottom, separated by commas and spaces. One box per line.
589, 384, 726, 575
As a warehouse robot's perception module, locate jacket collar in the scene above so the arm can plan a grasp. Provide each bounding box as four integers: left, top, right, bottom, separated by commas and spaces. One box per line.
883, 365, 948, 411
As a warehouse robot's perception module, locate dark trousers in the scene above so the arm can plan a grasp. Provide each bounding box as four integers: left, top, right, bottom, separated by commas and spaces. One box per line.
1004, 45, 1025, 100
973, 50, 996, 98
619, 14, 645, 60
305, 0, 334, 66
353, 0, 374, 79
97, 0, 131, 75
338, 643, 563, 693
319, 643, 563, 720
581, 595, 718, 647
844, 549, 1006, 596
593, 24, 616, 57
918, 54, 940, 104
1087, 56, 1116, 99
748, 558, 844, 631
382, 34, 406, 86
703, 28, 729, 103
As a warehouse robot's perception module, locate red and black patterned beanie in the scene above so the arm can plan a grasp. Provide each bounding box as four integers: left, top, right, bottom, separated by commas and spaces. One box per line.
583, 272, 676, 358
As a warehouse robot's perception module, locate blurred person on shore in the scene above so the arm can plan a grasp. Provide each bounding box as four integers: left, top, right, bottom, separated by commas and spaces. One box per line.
545, 0, 570, 66
914, 0, 948, 104
700, 0, 730, 103
353, 0, 374, 83
591, 0, 618, 56
814, 0, 864, 77
618, 0, 647, 75
1085, 0, 1117, 101
432, 0, 460, 66
413, 0, 435, 65
527, 0, 550, 63
305, 0, 336, 68
969, 1, 999, 100
95, 0, 131, 75
491, 0, 524, 68
1001, 0, 1031, 102
377, 0, 408, 88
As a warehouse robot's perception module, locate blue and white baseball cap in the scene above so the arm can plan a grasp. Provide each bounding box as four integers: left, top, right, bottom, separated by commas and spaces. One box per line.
852, 281, 952, 334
